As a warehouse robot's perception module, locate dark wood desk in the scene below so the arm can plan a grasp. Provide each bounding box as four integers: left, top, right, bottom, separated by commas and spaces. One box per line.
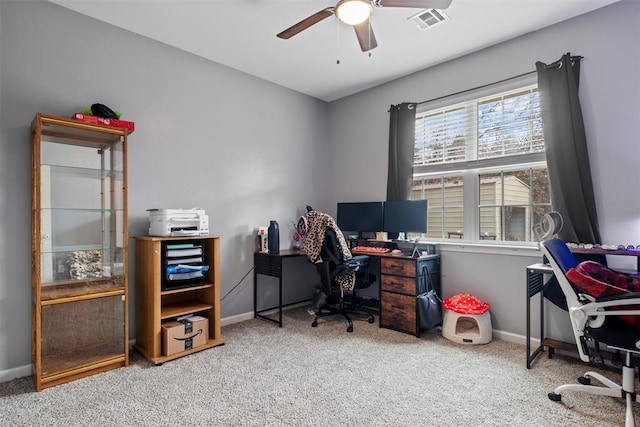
253, 250, 307, 327
570, 247, 640, 271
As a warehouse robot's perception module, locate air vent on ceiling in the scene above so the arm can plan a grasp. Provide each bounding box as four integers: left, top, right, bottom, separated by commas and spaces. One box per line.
408, 8, 449, 30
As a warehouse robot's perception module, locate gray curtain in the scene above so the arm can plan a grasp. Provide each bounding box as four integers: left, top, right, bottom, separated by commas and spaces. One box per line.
536, 53, 601, 244
386, 103, 417, 201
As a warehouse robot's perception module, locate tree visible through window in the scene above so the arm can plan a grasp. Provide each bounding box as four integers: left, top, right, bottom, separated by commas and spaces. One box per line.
412, 83, 551, 242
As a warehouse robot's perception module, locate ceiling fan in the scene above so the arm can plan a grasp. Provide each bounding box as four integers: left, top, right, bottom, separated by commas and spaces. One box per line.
276, 0, 453, 52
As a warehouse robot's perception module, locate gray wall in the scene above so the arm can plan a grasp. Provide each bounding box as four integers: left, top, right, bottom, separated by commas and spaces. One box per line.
1, 0, 639, 378
0, 1, 328, 376
327, 0, 640, 342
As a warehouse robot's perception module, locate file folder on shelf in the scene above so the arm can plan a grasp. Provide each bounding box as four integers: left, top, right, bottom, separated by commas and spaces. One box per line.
166, 257, 203, 265
168, 270, 203, 281
166, 248, 202, 257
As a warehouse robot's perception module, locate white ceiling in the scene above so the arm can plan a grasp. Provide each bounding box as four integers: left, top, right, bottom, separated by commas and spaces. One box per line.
49, 0, 620, 102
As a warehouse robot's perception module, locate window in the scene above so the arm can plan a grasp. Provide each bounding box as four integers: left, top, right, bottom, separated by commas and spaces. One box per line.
412, 79, 551, 242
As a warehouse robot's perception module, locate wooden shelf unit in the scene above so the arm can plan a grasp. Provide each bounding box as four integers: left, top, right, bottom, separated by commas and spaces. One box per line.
134, 235, 225, 365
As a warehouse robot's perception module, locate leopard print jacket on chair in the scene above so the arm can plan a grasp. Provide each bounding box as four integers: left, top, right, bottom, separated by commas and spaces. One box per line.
297, 210, 356, 292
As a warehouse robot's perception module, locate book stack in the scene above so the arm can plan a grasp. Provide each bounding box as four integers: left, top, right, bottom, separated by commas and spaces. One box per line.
162, 241, 208, 291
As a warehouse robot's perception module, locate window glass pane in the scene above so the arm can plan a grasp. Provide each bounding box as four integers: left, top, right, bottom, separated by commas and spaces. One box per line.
505, 206, 529, 241
415, 106, 469, 165
478, 87, 542, 160
444, 207, 464, 239
479, 206, 501, 240
479, 172, 502, 205
443, 176, 464, 239
532, 205, 553, 239
426, 208, 443, 239
531, 167, 550, 204
443, 176, 463, 207
414, 177, 464, 239
421, 178, 442, 208
503, 170, 532, 206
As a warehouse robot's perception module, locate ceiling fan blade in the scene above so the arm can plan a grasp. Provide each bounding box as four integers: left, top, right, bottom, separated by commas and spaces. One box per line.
374, 0, 453, 9
276, 8, 334, 39
354, 18, 378, 52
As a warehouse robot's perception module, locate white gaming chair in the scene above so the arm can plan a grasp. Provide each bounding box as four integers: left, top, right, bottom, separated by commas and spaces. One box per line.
540, 238, 640, 427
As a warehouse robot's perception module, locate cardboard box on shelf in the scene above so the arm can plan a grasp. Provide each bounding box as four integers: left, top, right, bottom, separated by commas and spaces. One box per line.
161, 315, 209, 356
72, 113, 135, 132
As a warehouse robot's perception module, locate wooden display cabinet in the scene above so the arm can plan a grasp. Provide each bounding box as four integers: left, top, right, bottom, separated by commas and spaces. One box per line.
134, 235, 225, 364
31, 113, 130, 391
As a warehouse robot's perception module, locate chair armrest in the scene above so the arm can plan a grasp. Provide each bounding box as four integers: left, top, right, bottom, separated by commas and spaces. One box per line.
577, 293, 640, 318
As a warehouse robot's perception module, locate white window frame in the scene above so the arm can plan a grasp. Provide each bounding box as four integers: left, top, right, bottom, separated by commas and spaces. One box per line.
413, 74, 548, 246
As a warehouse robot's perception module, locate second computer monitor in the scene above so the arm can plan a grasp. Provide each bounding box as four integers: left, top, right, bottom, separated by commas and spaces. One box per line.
336, 201, 384, 233
383, 200, 428, 235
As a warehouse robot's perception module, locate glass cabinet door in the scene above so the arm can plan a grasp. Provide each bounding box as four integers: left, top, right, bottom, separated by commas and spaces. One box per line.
37, 126, 125, 298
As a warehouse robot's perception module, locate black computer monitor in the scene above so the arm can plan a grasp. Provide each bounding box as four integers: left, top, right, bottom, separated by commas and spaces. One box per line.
336, 201, 384, 233
383, 200, 428, 235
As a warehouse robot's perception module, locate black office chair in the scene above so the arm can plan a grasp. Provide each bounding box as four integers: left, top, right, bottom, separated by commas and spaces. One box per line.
298, 208, 375, 332
540, 238, 640, 427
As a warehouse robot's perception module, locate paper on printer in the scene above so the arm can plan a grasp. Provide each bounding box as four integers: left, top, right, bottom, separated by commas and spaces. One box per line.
148, 208, 209, 237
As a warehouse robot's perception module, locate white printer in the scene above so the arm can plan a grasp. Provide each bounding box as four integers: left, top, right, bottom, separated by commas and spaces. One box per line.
148, 208, 210, 237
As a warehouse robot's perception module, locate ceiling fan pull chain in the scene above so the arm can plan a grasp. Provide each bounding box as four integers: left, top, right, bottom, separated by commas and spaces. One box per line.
338, 20, 341, 64
368, 17, 372, 57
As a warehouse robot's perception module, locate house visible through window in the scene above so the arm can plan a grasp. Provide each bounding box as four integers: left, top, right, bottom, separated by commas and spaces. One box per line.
411, 78, 551, 242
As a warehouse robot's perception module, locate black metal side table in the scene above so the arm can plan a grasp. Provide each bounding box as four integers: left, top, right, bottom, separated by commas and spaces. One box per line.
526, 262, 554, 368
254, 250, 306, 327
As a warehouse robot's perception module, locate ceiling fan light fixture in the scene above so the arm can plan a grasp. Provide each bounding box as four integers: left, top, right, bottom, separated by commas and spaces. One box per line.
336, 0, 372, 25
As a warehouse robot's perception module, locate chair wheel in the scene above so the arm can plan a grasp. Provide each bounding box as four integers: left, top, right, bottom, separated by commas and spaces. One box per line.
612, 352, 623, 367
367, 316, 375, 324
347, 325, 353, 333
548, 392, 561, 401
578, 376, 591, 385
312, 321, 318, 327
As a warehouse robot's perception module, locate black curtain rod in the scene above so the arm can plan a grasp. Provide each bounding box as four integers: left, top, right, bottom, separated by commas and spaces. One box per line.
416, 70, 537, 106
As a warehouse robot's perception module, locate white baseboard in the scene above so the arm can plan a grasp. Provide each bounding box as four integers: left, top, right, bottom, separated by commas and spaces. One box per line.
0, 364, 33, 383
221, 311, 254, 327
220, 301, 311, 327
493, 329, 540, 347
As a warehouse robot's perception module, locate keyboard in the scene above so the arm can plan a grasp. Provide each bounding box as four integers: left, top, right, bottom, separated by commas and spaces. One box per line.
352, 246, 390, 254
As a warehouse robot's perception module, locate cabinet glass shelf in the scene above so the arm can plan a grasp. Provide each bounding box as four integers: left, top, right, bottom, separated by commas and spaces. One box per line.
42, 163, 123, 174
40, 279, 125, 302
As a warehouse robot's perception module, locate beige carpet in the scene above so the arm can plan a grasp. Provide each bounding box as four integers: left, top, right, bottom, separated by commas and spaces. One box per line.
0, 307, 635, 426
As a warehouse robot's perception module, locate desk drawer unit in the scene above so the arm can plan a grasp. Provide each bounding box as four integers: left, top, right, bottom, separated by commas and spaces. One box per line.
380, 256, 441, 337
381, 291, 416, 333
381, 274, 416, 294
381, 258, 416, 277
